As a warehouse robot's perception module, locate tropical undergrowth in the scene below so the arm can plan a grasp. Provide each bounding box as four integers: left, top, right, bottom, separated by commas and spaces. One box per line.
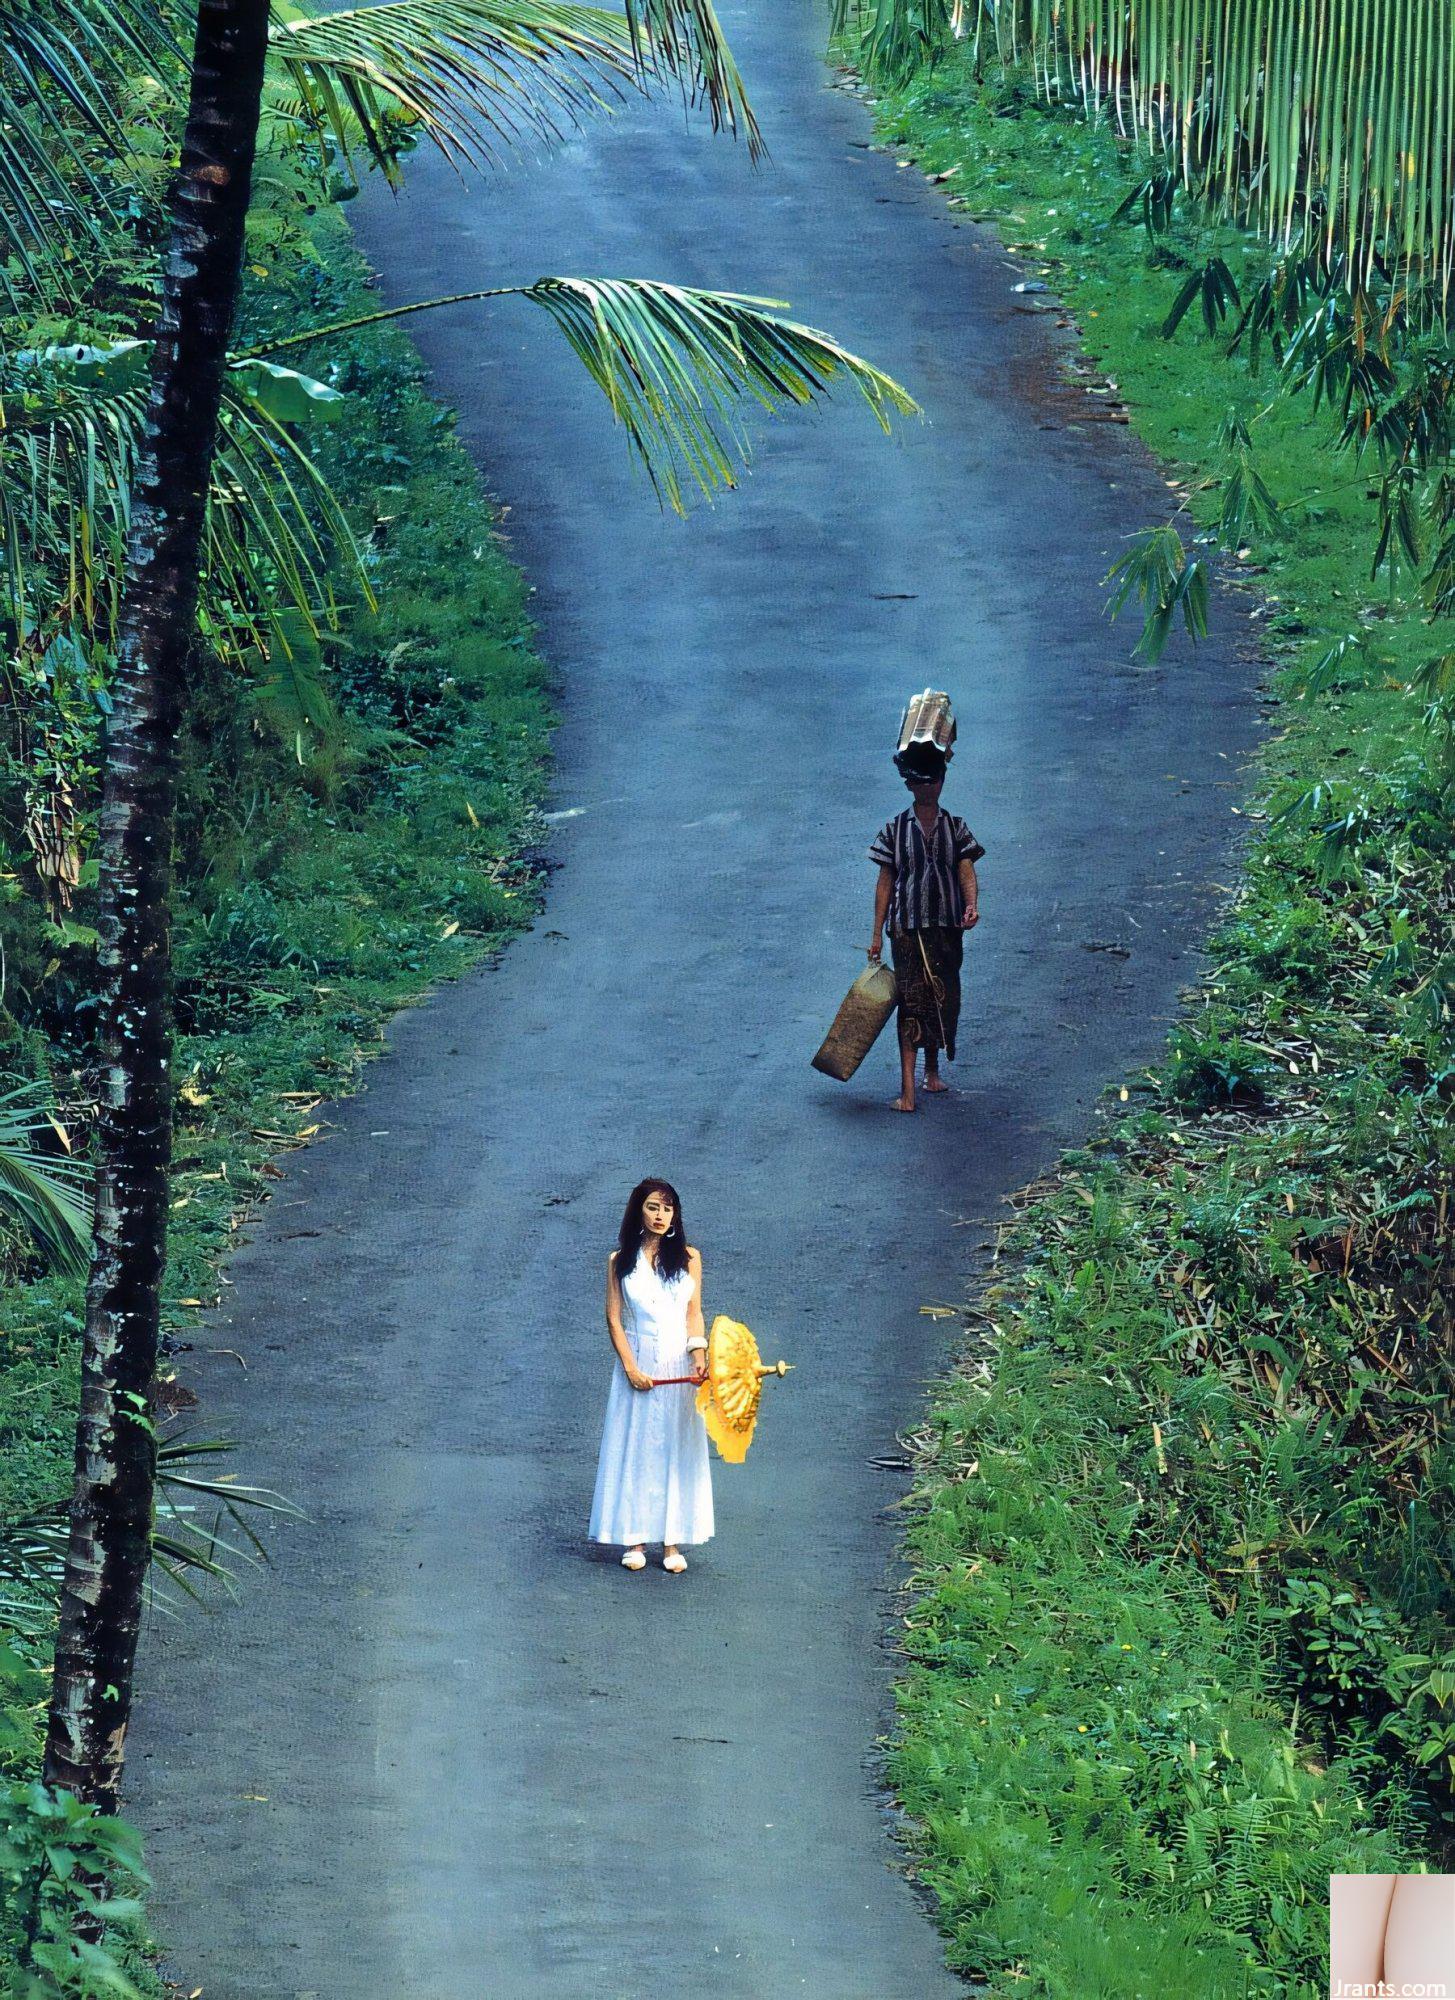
835, 38, 1455, 2000
0, 167, 549, 2000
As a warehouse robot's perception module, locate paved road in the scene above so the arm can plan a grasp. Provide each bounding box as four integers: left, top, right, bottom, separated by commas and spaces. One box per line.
131, 4, 1258, 1994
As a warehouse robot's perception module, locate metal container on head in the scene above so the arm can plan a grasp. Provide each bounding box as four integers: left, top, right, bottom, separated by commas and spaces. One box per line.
896, 689, 956, 763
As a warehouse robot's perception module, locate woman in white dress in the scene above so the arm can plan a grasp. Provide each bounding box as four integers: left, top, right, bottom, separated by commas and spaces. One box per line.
589, 1178, 715, 1573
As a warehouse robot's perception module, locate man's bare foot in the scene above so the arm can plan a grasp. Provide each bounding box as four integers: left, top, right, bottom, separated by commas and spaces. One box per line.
923, 1072, 949, 1094
891, 1094, 916, 1113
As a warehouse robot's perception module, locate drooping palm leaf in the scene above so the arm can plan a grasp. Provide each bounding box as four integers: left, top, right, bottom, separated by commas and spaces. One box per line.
269, 0, 761, 178
621, 0, 760, 157
241, 275, 919, 510
519, 276, 916, 504
145, 1436, 304, 1611
1, 342, 368, 664
1, 0, 760, 293
0, 1498, 69, 1632
0, 1076, 92, 1279
0, 1437, 301, 1629
0, 0, 186, 287
267, 0, 640, 179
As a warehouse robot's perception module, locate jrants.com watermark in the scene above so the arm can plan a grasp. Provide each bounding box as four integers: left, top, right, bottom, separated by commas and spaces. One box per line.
1329, 1875, 1455, 2000
1331, 1982, 1449, 1998
1335, 1984, 1447, 2000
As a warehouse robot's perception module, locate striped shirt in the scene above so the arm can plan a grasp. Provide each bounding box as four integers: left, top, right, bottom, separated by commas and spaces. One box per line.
869, 809, 985, 932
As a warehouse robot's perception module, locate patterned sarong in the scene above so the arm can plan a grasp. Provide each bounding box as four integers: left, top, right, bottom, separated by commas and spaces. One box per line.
890, 926, 964, 1062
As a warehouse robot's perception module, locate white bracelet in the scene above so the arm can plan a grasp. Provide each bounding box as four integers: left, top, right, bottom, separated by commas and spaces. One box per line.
686, 1336, 708, 1353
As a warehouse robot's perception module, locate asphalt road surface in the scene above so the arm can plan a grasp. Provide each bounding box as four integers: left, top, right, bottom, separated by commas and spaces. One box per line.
131, 4, 1259, 1994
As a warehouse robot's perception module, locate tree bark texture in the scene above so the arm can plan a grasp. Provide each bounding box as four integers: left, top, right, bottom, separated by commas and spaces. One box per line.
43, 0, 271, 1815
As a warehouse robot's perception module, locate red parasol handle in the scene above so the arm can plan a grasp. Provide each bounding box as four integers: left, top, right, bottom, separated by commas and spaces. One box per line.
649, 1374, 702, 1386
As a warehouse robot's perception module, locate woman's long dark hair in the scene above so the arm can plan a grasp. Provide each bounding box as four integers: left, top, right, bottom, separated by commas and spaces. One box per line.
615, 1177, 690, 1282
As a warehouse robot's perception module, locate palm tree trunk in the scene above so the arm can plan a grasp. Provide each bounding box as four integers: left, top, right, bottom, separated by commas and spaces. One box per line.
43, 0, 271, 1815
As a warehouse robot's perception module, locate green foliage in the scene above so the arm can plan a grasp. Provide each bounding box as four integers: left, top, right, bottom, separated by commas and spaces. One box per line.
839, 0, 1455, 327
0, 1637, 47, 1775
1161, 257, 1242, 342
0, 78, 550, 2000
0, 1781, 148, 1997
1278, 1576, 1405, 1715
843, 8, 1455, 643
1, 336, 363, 671
0, 0, 182, 295
0, 1081, 90, 1279
1162, 1018, 1270, 1112
1382, 1650, 1455, 1818
845, 26, 1455, 1994
1219, 899, 1337, 1002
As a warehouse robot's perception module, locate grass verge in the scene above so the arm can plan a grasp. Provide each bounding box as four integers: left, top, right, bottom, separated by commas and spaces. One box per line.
835, 41, 1454, 2000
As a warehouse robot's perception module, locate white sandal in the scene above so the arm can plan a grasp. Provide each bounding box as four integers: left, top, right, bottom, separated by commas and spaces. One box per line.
662, 1550, 688, 1573
621, 1547, 646, 1570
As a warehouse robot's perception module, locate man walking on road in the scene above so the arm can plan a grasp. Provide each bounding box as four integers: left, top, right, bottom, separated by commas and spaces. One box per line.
868, 739, 984, 1113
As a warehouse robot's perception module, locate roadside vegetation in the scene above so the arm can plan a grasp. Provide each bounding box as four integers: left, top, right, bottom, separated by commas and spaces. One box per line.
1, 189, 553, 1989
829, 11, 1454, 1996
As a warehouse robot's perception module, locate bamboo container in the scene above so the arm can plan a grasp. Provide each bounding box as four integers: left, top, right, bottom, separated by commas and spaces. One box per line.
811, 962, 898, 1080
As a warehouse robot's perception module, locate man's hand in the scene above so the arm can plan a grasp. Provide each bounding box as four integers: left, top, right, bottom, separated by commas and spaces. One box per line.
868, 937, 883, 963
961, 906, 979, 930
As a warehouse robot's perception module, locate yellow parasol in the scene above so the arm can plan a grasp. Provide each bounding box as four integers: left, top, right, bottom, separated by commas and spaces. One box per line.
651, 1314, 792, 1463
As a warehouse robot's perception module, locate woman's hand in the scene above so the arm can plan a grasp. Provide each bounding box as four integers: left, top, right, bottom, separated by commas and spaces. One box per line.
690, 1354, 708, 1386
625, 1363, 653, 1392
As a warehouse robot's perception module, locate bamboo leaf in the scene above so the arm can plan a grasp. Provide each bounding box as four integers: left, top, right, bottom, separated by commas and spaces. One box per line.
849, 0, 1455, 317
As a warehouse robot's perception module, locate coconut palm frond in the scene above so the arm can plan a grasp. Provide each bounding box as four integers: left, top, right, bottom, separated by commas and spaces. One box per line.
241, 276, 919, 511
0, 0, 186, 286
0, 0, 762, 267
0, 1077, 92, 1279
267, 0, 642, 180
211, 380, 374, 652
516, 275, 917, 507
0, 1437, 301, 1629
268, 0, 761, 178
622, 0, 761, 157
0, 1497, 69, 1632
146, 1436, 304, 1611
1, 343, 368, 663
0, 342, 146, 646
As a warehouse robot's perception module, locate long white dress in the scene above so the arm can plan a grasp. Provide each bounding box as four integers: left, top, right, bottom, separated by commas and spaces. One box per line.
589, 1255, 715, 1547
